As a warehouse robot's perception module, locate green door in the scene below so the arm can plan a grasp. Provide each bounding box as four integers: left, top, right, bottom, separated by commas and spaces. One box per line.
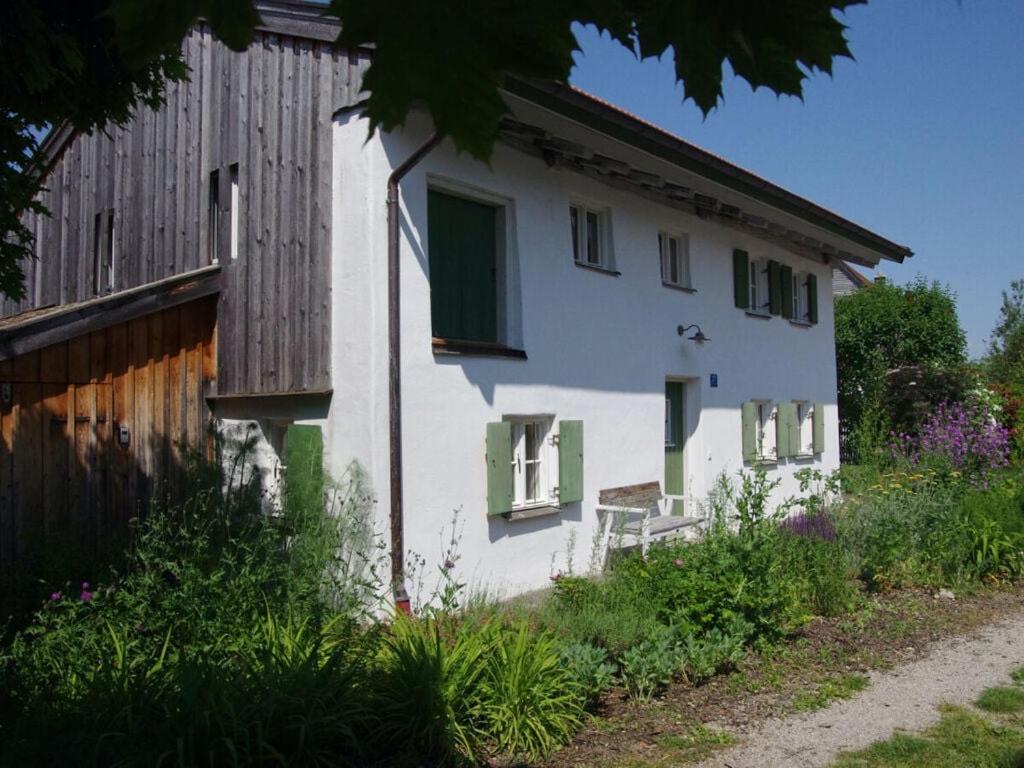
427, 189, 498, 343
664, 381, 685, 514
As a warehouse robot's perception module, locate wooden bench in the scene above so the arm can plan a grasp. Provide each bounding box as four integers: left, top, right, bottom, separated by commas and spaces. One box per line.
596, 481, 702, 561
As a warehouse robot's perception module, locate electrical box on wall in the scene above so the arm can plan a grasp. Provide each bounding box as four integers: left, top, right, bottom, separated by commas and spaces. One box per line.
117, 423, 131, 448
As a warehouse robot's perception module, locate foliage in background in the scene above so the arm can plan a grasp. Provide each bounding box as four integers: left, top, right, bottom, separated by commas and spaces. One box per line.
834, 277, 967, 461
4, 0, 866, 299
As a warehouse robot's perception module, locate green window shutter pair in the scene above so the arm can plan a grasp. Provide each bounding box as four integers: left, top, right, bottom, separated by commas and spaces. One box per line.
776, 402, 798, 458
427, 189, 499, 343
485, 420, 583, 515
812, 403, 825, 453
807, 273, 819, 324
780, 265, 794, 320
284, 424, 324, 516
733, 249, 749, 309
741, 401, 758, 462
768, 260, 783, 315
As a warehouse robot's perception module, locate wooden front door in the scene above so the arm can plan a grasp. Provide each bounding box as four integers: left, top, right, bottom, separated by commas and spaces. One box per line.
664, 381, 685, 514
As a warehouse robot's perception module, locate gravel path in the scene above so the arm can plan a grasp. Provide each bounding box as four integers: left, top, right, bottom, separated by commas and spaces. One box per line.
696, 609, 1024, 768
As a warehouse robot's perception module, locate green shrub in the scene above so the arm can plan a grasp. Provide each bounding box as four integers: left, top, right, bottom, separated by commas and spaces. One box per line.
619, 631, 677, 701
561, 640, 617, 707
476, 623, 584, 761
678, 625, 747, 686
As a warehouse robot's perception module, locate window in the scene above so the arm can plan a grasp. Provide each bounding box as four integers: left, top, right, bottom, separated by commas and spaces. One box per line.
795, 401, 815, 455
428, 189, 501, 343
756, 401, 777, 460
229, 163, 239, 261
208, 169, 220, 264
92, 209, 114, 295
792, 272, 810, 323
570, 203, 609, 268
748, 258, 770, 314
509, 417, 557, 508
659, 232, 691, 288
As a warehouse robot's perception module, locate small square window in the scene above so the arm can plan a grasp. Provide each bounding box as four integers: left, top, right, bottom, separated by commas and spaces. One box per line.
659, 232, 691, 289
508, 416, 558, 508
570, 203, 609, 268
755, 400, 777, 460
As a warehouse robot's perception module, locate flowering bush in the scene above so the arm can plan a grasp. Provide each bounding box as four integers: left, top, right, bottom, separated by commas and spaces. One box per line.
889, 401, 1011, 485
779, 511, 837, 542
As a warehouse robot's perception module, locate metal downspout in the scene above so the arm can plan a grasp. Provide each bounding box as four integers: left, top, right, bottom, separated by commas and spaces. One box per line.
386, 132, 442, 613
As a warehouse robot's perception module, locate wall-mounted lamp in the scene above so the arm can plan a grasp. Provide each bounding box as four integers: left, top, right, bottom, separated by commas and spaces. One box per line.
677, 324, 710, 345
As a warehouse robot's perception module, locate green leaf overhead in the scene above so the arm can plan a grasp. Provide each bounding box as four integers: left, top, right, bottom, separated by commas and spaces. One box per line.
332, 0, 863, 159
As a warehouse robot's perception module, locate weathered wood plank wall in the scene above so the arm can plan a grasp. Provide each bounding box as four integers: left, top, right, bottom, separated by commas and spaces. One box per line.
3, 23, 370, 396
0, 297, 216, 575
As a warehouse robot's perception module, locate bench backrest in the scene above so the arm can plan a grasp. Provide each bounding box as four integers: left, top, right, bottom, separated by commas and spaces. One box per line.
598, 481, 663, 508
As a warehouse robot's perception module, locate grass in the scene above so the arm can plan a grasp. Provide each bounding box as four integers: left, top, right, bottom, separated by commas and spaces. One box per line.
976, 686, 1024, 714
655, 725, 734, 762
832, 668, 1024, 768
832, 707, 1024, 767
792, 674, 870, 712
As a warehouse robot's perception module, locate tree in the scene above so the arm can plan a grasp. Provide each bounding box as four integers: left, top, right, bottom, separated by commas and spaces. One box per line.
834, 277, 966, 458
2, 0, 863, 301
987, 279, 1024, 389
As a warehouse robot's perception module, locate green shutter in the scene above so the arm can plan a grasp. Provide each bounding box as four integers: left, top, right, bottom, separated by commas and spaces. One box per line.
776, 402, 797, 458
733, 249, 749, 309
428, 190, 498, 342
780, 265, 794, 320
812, 403, 825, 453
807, 273, 819, 324
741, 401, 757, 463
486, 421, 513, 515
768, 260, 782, 315
285, 424, 323, 516
558, 420, 584, 504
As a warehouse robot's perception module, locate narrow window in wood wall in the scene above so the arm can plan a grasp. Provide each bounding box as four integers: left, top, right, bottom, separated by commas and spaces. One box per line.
208, 169, 220, 264
93, 210, 115, 295
229, 164, 239, 260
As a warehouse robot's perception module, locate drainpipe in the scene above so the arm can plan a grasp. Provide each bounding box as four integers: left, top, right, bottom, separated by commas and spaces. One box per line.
387, 132, 442, 614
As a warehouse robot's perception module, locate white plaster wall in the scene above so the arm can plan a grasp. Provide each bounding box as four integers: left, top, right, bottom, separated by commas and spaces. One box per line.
330, 106, 842, 599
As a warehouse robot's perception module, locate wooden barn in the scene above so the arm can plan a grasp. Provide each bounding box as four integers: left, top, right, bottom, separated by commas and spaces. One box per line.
0, 1, 358, 576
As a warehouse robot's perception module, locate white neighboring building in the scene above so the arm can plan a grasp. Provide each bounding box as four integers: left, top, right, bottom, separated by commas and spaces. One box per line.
324, 84, 912, 599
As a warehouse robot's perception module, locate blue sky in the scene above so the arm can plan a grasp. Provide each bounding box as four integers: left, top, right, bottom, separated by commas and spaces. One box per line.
569, 1, 1024, 358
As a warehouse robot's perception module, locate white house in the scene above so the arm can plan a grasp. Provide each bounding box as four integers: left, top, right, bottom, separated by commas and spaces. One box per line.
0, 7, 911, 602
325, 86, 911, 600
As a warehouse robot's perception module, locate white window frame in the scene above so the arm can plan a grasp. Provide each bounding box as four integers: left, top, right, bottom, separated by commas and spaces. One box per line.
792, 271, 810, 323
659, 231, 691, 289
570, 202, 612, 269
507, 416, 559, 509
794, 401, 814, 456
748, 258, 770, 315
755, 400, 777, 460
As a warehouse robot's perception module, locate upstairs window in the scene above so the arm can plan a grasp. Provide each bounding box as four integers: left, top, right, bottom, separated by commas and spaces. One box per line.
428, 189, 501, 344
570, 203, 610, 269
748, 258, 770, 314
742, 400, 777, 463
93, 209, 114, 295
792, 272, 810, 323
795, 401, 814, 455
208, 169, 220, 264
659, 232, 691, 289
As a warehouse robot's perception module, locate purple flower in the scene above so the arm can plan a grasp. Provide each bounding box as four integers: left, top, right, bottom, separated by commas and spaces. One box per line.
81, 581, 90, 590
550, 570, 564, 582
443, 558, 455, 571
49, 592, 62, 602
674, 558, 685, 568
780, 511, 837, 542
80, 589, 93, 602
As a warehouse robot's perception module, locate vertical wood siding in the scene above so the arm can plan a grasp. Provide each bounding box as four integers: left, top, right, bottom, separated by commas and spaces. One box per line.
3, 27, 371, 395
0, 297, 216, 575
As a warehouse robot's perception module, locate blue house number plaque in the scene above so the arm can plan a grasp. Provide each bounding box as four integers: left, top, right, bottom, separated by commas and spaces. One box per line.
710, 373, 718, 388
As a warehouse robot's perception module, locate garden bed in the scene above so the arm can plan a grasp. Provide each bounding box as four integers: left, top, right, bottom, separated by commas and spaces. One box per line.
544, 585, 1024, 768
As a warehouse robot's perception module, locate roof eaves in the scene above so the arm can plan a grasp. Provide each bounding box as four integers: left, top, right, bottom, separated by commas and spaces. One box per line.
504, 76, 913, 264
